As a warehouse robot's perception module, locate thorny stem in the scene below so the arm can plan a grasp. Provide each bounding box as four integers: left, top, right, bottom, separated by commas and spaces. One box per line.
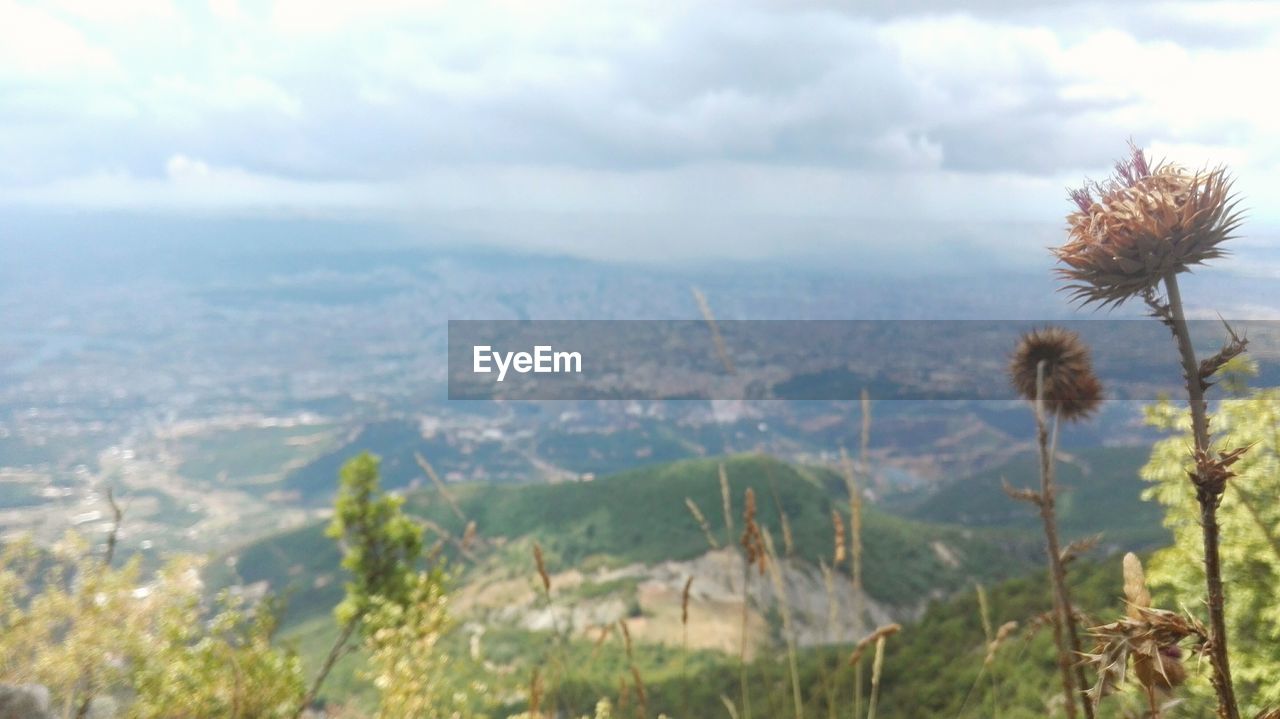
1160, 272, 1240, 719
1033, 362, 1091, 719
1053, 418, 1093, 719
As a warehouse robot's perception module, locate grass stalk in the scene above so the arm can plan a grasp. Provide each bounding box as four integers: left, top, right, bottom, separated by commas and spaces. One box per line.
976, 584, 1001, 719
839, 390, 870, 719
865, 636, 886, 719
763, 529, 803, 719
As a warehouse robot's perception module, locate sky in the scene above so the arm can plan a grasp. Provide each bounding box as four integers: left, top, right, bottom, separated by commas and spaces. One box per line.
2, 0, 1278, 262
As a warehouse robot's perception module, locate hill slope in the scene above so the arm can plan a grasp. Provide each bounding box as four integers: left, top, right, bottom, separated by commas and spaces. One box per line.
905, 446, 1168, 550
224, 454, 1041, 626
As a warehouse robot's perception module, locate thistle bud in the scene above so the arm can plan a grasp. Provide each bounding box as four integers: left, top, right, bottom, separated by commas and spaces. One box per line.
1009, 326, 1103, 422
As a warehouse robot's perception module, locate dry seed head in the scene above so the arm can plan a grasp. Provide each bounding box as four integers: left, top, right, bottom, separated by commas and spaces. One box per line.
532, 542, 550, 594
1122, 552, 1151, 620
719, 463, 733, 537
832, 510, 847, 566
685, 497, 720, 549
1009, 326, 1103, 422
739, 488, 767, 574
1086, 604, 1203, 703
848, 623, 902, 666
1056, 143, 1245, 308
681, 576, 694, 626
985, 621, 1019, 666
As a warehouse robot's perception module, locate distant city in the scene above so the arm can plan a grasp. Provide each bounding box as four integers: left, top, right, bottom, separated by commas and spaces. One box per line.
2, 213, 1279, 556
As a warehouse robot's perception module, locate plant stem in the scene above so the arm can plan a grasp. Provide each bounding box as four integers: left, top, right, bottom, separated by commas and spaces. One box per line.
865, 637, 886, 719
740, 558, 752, 719
1033, 364, 1086, 719
296, 619, 357, 718
1162, 271, 1240, 719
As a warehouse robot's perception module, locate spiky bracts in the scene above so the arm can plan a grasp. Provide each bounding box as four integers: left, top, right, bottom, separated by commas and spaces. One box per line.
1084, 554, 1192, 712
1085, 606, 1198, 704
1009, 326, 1103, 422
1055, 144, 1244, 308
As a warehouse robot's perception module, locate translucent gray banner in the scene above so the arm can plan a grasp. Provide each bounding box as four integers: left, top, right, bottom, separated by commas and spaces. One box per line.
447, 320, 1280, 400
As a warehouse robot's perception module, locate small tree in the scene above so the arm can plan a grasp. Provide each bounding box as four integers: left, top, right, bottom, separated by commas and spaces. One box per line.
297, 452, 428, 715
1142, 385, 1280, 716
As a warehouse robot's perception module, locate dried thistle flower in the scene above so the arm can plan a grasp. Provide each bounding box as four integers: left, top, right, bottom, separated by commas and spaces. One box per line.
1009, 326, 1104, 422
1085, 554, 1196, 706
1055, 143, 1245, 308
1085, 605, 1199, 703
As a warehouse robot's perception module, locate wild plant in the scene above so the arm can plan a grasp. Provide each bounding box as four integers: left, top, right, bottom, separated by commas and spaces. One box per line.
1056, 143, 1248, 717
1005, 326, 1103, 718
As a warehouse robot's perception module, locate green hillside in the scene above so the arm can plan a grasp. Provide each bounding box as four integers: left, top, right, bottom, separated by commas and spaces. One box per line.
223, 454, 1041, 626
206, 451, 1187, 715
280, 555, 1155, 719
905, 446, 1169, 550
280, 419, 537, 498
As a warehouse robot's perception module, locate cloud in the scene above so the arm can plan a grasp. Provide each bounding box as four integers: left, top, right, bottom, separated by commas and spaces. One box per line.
5, 155, 393, 212
0, 0, 118, 79
1, 0, 1279, 254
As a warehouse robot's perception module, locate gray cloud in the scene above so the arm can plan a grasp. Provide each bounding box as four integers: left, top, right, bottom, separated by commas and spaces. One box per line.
1, 0, 1278, 237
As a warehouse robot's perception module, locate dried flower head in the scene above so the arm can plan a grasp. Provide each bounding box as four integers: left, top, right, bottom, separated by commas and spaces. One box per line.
1056, 143, 1245, 307
1086, 554, 1198, 704
1009, 326, 1104, 422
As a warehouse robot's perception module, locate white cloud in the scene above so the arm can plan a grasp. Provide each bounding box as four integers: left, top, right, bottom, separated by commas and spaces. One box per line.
2, 0, 1279, 259
43, 0, 177, 25
0, 0, 118, 79
6, 156, 393, 212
